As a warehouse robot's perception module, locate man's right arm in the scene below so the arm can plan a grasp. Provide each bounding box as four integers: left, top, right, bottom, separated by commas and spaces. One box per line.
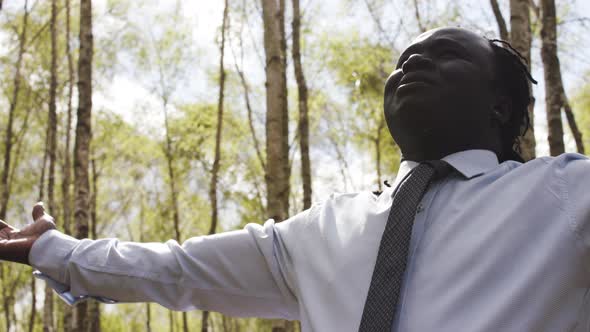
3, 203, 304, 320
28, 221, 300, 319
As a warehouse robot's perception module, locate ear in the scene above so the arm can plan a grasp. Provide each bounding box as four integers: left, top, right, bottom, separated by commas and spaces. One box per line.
491, 95, 511, 125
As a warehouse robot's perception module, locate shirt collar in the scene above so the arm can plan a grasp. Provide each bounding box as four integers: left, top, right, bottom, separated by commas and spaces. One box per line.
387, 149, 499, 196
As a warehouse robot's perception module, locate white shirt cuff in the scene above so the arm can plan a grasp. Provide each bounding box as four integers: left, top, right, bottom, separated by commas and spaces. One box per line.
29, 229, 116, 305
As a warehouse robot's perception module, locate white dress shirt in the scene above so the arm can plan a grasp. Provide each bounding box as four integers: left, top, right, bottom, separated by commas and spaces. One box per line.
30, 150, 590, 331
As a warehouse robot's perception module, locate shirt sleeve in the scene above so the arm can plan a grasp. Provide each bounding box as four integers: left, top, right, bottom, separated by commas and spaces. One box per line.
556, 153, 590, 255
28, 215, 305, 320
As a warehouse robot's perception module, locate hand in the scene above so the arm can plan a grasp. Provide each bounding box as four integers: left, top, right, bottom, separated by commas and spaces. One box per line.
0, 202, 56, 265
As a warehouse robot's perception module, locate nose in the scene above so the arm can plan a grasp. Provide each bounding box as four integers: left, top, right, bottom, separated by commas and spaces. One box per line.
401, 53, 434, 74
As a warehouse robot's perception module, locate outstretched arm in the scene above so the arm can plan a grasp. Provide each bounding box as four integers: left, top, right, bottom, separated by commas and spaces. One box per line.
0, 203, 302, 320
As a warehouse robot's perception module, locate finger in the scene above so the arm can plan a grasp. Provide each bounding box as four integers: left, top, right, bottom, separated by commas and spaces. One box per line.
0, 220, 9, 231
32, 202, 45, 221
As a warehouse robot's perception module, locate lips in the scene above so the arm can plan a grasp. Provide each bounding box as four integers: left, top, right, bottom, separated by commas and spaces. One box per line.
398, 71, 437, 86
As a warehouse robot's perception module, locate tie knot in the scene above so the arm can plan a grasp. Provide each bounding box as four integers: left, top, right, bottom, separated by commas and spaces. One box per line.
422, 160, 454, 180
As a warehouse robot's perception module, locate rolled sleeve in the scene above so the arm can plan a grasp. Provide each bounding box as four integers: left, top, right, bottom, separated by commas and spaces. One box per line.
28, 216, 305, 320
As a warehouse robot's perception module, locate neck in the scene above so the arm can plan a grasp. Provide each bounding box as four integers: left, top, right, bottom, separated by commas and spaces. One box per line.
400, 141, 500, 162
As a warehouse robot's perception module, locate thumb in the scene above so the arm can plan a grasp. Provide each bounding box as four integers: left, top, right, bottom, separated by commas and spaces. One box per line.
32, 202, 46, 222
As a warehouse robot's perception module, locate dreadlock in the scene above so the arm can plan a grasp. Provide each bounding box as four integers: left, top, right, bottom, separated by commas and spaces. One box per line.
487, 38, 538, 163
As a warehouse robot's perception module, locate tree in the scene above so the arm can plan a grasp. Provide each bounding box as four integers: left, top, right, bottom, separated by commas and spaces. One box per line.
541, 0, 562, 155
509, 0, 537, 161
43, 0, 59, 330
262, 0, 290, 222
201, 1, 229, 331
0, 2, 29, 330
88, 158, 101, 332
262, 0, 291, 330
489, 0, 537, 160
540, 0, 584, 155
325, 35, 400, 190
73, 0, 93, 330
292, 0, 312, 210
489, 0, 509, 40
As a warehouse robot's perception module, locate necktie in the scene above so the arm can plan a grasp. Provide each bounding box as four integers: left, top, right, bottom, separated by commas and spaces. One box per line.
359, 160, 454, 332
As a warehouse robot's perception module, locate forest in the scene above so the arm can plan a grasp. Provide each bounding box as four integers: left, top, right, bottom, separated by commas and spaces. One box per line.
0, 0, 589, 331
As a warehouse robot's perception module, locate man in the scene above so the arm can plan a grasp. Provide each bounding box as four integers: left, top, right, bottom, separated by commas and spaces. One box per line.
1, 27, 589, 331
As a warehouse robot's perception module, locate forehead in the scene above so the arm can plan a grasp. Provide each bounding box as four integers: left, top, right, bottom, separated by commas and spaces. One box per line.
404, 27, 494, 63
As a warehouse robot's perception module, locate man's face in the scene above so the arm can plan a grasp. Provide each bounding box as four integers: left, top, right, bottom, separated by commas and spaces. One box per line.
384, 27, 500, 159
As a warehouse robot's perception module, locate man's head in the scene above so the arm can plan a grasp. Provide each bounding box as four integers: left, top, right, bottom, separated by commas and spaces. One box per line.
384, 27, 535, 162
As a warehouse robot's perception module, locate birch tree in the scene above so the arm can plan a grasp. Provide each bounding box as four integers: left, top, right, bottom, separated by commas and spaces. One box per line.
292, 0, 312, 210
73, 0, 94, 329
202, 1, 228, 330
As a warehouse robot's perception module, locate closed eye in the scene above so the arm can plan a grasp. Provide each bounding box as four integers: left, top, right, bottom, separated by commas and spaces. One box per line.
438, 49, 462, 59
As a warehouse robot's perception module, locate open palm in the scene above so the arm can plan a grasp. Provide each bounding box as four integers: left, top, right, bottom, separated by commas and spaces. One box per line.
0, 202, 56, 265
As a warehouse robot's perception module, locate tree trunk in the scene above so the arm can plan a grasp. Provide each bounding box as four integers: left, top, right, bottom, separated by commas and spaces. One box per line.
161, 96, 186, 332
509, 0, 537, 161
291, 0, 312, 210
262, 0, 290, 222
540, 0, 565, 156
30, 114, 50, 332
44, 0, 59, 329
86, 159, 101, 332
145, 303, 151, 332
202, 2, 228, 330
234, 50, 265, 171
490, 0, 509, 40
73, 0, 93, 329
1, 2, 28, 331
62, 0, 75, 237
412, 0, 427, 33
262, 0, 291, 330
28, 274, 36, 332
1, 0, 28, 221
61, 1, 75, 325
562, 90, 584, 153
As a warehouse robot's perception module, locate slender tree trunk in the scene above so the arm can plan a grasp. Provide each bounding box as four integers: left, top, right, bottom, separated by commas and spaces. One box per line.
44, 0, 59, 330
262, 0, 291, 330
262, 0, 290, 222
161, 96, 185, 332
374, 123, 383, 191
87, 159, 101, 332
73, 0, 93, 330
509, 0, 537, 160
412, 0, 427, 33
30, 123, 50, 332
1, 2, 28, 331
234, 56, 265, 171
28, 274, 36, 332
562, 90, 584, 153
1, 0, 28, 221
146, 303, 151, 332
540, 0, 565, 155
490, 0, 509, 40
61, 0, 75, 323
60, 6, 75, 326
291, 0, 312, 210
169, 311, 175, 332
203, 2, 229, 330
137, 194, 152, 332
62, 0, 74, 237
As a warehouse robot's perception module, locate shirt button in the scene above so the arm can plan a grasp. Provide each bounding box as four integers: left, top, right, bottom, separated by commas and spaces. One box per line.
416, 204, 424, 214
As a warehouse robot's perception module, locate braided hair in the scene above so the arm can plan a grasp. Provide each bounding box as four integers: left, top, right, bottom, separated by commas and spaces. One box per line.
487, 38, 538, 163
